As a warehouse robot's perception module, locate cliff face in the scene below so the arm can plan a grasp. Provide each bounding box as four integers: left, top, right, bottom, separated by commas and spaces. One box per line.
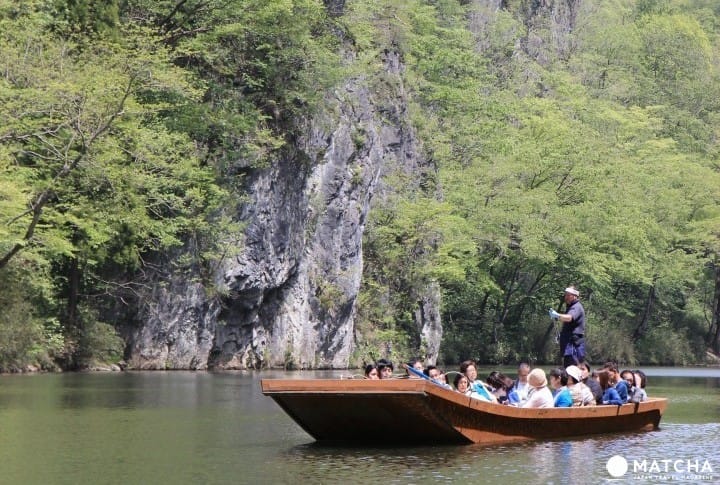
125, 0, 576, 370
127, 49, 434, 369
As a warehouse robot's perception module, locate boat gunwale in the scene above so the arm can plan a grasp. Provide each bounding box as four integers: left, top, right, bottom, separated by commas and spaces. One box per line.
260, 378, 667, 420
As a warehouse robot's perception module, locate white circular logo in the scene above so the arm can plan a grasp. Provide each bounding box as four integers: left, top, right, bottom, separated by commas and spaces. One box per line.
606, 455, 628, 477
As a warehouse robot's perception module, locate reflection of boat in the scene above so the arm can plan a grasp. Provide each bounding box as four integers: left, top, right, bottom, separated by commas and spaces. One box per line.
261, 378, 667, 445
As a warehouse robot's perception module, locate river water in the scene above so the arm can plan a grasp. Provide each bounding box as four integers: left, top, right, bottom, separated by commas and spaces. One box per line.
0, 368, 718, 484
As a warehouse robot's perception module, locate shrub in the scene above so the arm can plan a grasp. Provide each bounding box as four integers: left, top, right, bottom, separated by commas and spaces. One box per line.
0, 305, 45, 372
636, 325, 696, 366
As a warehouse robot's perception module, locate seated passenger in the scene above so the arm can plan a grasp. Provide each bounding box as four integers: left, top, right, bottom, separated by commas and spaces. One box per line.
502, 374, 520, 405
602, 362, 628, 403
424, 365, 452, 389
597, 369, 623, 405
486, 371, 510, 403
453, 373, 486, 399
521, 368, 554, 408
578, 360, 603, 404
632, 369, 648, 400
436, 368, 450, 386
364, 364, 379, 380
423, 364, 439, 380
453, 373, 489, 402
454, 373, 469, 392
405, 358, 425, 378
509, 362, 530, 405
565, 365, 595, 406
459, 360, 498, 403
549, 368, 572, 407
624, 369, 647, 402
620, 369, 638, 401
377, 358, 394, 379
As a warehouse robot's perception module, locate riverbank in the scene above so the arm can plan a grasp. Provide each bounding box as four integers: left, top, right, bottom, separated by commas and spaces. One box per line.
4, 352, 720, 375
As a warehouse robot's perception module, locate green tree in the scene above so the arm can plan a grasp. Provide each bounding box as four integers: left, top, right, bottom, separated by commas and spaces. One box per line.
0, 5, 227, 367
355, 0, 720, 365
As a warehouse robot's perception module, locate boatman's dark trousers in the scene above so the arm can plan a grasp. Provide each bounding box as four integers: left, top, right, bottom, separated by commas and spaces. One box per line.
561, 334, 585, 368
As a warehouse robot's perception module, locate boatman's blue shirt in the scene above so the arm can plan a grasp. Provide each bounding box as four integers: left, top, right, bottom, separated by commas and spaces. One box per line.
562, 300, 585, 336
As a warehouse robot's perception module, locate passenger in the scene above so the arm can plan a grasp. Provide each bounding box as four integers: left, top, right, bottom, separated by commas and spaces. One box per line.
620, 369, 636, 399
486, 371, 510, 403
521, 368, 554, 408
634, 369, 647, 387
364, 364, 379, 380
549, 368, 572, 407
405, 358, 425, 378
578, 360, 603, 404
424, 365, 452, 389
509, 362, 531, 404
565, 365, 595, 406
624, 369, 647, 402
633, 369, 649, 400
436, 368, 450, 386
597, 369, 623, 405
459, 360, 498, 403
454, 373, 470, 392
377, 358, 394, 379
424, 365, 439, 380
454, 373, 488, 401
620, 369, 634, 385
602, 362, 628, 403
502, 374, 520, 405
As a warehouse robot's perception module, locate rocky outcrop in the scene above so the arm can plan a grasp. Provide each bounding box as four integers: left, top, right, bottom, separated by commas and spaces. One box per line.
125, 0, 580, 371
127, 47, 432, 369
323, 0, 346, 17
127, 278, 219, 370
211, 85, 383, 369
416, 281, 443, 366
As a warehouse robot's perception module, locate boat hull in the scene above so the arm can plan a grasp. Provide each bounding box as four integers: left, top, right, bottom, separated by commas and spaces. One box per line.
261, 378, 667, 445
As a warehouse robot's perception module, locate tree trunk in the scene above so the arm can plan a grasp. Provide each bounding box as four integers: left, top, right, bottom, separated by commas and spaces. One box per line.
709, 259, 720, 354
67, 257, 80, 327
633, 280, 656, 341
495, 264, 521, 344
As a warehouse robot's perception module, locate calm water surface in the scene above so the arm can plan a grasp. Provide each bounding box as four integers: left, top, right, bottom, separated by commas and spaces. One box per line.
0, 368, 718, 484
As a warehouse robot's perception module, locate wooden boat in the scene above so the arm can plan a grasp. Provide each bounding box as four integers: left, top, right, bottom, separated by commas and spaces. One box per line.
261, 378, 667, 445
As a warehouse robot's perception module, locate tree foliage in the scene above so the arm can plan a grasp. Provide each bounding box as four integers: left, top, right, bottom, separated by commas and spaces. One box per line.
0, 2, 227, 369
0, 0, 342, 369
353, 0, 720, 366
1, 0, 719, 369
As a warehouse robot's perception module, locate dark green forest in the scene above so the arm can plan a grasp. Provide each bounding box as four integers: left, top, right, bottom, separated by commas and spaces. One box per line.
1, 0, 719, 371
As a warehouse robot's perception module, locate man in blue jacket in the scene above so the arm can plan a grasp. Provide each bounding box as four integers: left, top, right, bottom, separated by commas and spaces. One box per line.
549, 286, 586, 368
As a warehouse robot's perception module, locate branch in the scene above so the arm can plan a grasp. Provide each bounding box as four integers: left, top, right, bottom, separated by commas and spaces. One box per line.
0, 74, 138, 270
163, 26, 212, 44
160, 0, 191, 29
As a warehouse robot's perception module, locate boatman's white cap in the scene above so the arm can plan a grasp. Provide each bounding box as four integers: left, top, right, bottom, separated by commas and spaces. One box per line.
564, 287, 579, 296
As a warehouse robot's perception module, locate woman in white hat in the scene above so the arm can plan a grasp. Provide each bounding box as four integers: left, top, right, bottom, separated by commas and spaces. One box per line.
565, 365, 596, 406
520, 368, 554, 408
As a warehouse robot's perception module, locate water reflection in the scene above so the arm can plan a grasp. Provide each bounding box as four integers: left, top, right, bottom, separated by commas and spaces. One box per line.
278, 425, 718, 484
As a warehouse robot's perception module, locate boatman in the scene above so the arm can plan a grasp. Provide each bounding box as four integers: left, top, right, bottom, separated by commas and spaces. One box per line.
549, 286, 586, 368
